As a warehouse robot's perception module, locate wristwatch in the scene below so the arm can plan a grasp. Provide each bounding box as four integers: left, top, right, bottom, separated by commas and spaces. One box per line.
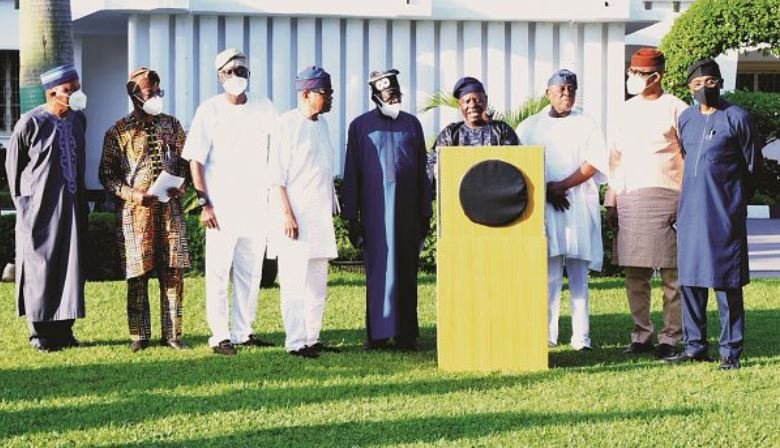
197, 197, 209, 207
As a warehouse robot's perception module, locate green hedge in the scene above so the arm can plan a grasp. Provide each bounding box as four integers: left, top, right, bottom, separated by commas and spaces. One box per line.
723, 91, 780, 205
0, 212, 212, 281
332, 202, 438, 273
660, 0, 780, 100
0, 214, 14, 268
0, 191, 12, 209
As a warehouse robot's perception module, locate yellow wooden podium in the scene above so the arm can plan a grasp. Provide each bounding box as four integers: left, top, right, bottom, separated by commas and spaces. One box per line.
437, 146, 548, 372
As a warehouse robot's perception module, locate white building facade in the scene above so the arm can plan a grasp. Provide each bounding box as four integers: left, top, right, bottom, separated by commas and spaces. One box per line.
1, 0, 778, 188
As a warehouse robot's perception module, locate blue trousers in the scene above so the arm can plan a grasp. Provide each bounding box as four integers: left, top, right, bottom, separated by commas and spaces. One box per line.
681, 286, 744, 359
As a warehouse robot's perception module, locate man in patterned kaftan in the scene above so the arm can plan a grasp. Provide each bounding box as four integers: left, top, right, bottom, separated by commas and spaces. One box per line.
100, 67, 191, 352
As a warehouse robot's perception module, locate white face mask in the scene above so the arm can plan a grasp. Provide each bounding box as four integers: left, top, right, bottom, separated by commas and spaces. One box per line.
56, 89, 87, 111
223, 76, 248, 96
626, 74, 648, 96
142, 95, 164, 116
378, 100, 401, 119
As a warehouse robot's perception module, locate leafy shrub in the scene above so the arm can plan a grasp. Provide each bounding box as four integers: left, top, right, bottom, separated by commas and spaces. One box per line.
85, 212, 123, 280
723, 90, 780, 205
0, 214, 14, 268
660, 0, 780, 99
0, 211, 233, 281
0, 191, 12, 209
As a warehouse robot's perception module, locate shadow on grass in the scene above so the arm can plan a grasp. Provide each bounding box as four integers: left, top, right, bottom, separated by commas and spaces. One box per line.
0, 362, 568, 439
106, 407, 698, 447
550, 308, 780, 368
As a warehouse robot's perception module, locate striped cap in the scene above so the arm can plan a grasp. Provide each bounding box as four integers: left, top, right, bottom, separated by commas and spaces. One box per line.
40, 64, 79, 90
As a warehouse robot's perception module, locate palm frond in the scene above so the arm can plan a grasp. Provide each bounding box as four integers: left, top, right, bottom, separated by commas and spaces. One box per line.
419, 89, 459, 113
492, 96, 550, 129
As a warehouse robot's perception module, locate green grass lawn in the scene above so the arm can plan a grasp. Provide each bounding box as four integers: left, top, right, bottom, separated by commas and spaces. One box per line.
1, 272, 779, 447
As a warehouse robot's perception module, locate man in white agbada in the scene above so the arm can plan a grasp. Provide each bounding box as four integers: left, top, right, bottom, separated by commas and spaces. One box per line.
182, 48, 278, 355
270, 66, 339, 359
516, 69, 608, 351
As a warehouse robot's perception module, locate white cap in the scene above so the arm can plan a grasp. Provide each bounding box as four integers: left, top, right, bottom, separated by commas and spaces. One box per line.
214, 48, 247, 71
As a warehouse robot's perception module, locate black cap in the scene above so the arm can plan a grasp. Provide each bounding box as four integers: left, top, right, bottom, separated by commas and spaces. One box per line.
452, 77, 485, 99
686, 58, 721, 83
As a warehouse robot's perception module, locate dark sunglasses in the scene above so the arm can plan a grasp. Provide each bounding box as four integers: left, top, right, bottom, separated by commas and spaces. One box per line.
222, 67, 249, 78
134, 89, 164, 101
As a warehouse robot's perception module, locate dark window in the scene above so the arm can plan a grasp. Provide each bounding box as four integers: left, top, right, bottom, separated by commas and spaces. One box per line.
757, 73, 780, 93
14, 0, 19, 10
736, 73, 755, 91
0, 51, 21, 134
644, 1, 652, 10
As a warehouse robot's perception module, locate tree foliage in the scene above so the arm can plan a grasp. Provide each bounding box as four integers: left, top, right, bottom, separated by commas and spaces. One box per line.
660, 0, 780, 99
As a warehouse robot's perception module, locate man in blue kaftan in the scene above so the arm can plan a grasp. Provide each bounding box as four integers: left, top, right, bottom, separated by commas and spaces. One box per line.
342, 69, 433, 350
664, 59, 759, 370
6, 64, 88, 352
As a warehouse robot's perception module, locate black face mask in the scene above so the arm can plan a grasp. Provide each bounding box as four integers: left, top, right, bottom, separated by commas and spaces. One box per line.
693, 86, 720, 107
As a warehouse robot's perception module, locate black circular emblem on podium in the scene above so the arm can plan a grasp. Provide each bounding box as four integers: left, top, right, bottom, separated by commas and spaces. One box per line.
459, 160, 528, 226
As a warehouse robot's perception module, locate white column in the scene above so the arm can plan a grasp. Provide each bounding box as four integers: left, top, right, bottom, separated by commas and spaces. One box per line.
558, 22, 575, 70
606, 23, 625, 143
582, 23, 604, 129
439, 20, 460, 126
716, 49, 740, 92
248, 16, 268, 98
296, 17, 317, 72
344, 19, 364, 130
175, 14, 195, 128
149, 14, 171, 114
391, 20, 412, 112
487, 21, 506, 115
321, 18, 343, 174
510, 22, 531, 110
462, 21, 482, 80
73, 37, 83, 81
558, 22, 583, 107
368, 19, 388, 74
533, 22, 554, 97
272, 16, 293, 112
224, 16, 244, 52
415, 20, 436, 138
128, 14, 150, 73
199, 15, 219, 104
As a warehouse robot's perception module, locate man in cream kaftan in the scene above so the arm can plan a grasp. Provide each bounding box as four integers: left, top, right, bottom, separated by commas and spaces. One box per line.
516, 69, 608, 351
271, 66, 339, 358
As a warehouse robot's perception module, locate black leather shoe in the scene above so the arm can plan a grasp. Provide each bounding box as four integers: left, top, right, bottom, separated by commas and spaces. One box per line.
161, 339, 191, 350
364, 338, 390, 351
624, 341, 654, 354
31, 337, 62, 353
394, 339, 419, 351
130, 340, 150, 353
238, 334, 275, 347
654, 343, 676, 359
309, 342, 341, 353
663, 351, 712, 364
719, 357, 741, 370
212, 339, 237, 356
289, 346, 319, 359
64, 336, 84, 348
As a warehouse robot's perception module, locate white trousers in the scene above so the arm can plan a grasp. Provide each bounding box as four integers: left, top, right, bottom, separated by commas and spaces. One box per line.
205, 228, 265, 347
548, 256, 591, 349
278, 256, 329, 351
